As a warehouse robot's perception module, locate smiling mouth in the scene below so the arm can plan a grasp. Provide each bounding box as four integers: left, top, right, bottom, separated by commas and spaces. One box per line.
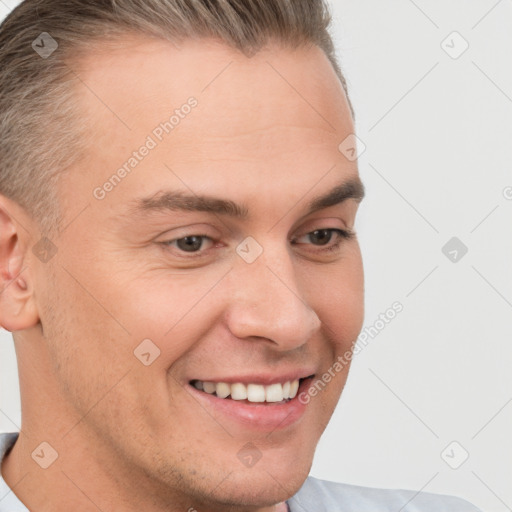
189, 377, 313, 404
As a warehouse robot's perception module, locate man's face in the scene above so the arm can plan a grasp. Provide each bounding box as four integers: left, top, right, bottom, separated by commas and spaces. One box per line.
34, 37, 364, 508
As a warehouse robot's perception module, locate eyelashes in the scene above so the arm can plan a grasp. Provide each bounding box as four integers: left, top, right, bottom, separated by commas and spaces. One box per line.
291, 228, 355, 251
160, 228, 355, 259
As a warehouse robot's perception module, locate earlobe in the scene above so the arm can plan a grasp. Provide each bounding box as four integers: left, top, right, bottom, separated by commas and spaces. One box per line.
0, 196, 40, 332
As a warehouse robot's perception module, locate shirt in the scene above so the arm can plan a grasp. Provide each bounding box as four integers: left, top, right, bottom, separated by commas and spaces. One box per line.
0, 432, 481, 511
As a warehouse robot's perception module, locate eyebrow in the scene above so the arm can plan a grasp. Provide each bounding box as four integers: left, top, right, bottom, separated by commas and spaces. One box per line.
128, 177, 365, 220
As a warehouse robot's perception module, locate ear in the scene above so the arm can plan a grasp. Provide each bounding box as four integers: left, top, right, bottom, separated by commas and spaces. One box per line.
0, 195, 40, 332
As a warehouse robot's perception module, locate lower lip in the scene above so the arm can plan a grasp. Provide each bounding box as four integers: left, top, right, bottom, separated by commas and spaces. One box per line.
188, 378, 313, 431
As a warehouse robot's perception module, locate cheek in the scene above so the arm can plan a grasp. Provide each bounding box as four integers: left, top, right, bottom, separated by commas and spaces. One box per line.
302, 248, 365, 349
38, 263, 224, 436
36, 269, 131, 421
336, 264, 365, 344
111, 272, 227, 362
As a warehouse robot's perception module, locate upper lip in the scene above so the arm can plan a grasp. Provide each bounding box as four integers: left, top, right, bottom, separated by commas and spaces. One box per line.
189, 370, 316, 386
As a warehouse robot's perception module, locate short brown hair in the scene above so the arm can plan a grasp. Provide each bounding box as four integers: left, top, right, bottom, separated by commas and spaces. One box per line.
0, 0, 352, 234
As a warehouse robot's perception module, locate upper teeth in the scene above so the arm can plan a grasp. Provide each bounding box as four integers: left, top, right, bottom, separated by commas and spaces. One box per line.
193, 379, 300, 403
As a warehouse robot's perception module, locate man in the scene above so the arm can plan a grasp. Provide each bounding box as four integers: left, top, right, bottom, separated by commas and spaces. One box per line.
0, 1, 481, 510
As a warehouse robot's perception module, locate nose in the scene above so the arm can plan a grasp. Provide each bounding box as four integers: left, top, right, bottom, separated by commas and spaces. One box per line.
224, 247, 321, 351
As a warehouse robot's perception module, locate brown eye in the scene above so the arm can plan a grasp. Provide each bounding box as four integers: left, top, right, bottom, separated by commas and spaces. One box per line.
161, 234, 215, 256
292, 228, 355, 251
175, 236, 206, 252
308, 229, 335, 246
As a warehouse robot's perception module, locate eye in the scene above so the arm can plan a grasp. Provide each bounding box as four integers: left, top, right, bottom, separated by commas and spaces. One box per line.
159, 228, 355, 259
161, 235, 215, 254
292, 228, 355, 252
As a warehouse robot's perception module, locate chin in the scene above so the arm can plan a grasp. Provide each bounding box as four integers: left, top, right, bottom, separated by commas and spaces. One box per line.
198, 464, 311, 510
158, 442, 315, 511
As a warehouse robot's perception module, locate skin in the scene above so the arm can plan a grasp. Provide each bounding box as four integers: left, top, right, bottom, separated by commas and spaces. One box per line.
0, 36, 364, 512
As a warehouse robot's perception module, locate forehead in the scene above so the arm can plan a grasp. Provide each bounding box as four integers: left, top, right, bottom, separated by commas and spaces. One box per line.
63, 36, 357, 221
73, 35, 352, 138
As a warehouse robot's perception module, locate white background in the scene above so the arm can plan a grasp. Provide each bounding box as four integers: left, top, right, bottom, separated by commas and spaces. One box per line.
1, 1, 511, 511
